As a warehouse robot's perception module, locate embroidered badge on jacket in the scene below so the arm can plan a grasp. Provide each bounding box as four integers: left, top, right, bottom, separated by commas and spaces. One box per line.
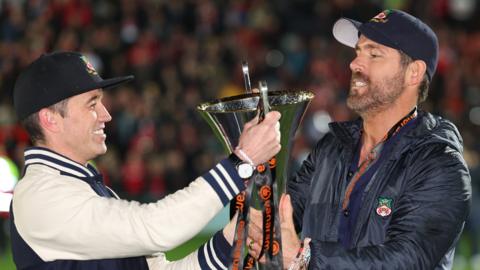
376, 197, 393, 217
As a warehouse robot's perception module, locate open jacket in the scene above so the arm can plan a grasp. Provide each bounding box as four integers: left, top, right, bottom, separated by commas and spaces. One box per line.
288, 111, 471, 269
11, 147, 240, 270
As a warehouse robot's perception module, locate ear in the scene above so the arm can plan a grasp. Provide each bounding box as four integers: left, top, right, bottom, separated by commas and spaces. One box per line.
38, 108, 61, 133
405, 60, 427, 86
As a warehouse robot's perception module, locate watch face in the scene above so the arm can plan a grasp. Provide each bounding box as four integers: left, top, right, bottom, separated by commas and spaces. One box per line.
238, 163, 254, 179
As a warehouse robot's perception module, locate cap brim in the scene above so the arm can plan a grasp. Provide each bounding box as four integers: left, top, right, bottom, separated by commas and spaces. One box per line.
96, 75, 135, 90
332, 18, 362, 48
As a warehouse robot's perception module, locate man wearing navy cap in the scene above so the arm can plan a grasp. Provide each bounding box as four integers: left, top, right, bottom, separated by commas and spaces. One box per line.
247, 10, 471, 269
10, 51, 281, 269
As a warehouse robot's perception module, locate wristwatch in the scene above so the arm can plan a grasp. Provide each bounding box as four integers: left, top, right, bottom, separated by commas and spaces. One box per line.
228, 152, 255, 179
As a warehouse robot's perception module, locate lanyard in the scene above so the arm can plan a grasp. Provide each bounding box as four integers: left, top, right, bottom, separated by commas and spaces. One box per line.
342, 108, 417, 210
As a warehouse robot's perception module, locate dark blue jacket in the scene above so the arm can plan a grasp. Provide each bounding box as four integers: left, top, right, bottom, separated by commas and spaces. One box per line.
288, 111, 471, 269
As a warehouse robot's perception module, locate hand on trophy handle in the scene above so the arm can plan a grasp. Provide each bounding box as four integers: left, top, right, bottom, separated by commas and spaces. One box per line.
235, 111, 281, 166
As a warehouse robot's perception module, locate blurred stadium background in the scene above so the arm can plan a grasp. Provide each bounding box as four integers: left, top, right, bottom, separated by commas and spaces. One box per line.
0, 0, 479, 269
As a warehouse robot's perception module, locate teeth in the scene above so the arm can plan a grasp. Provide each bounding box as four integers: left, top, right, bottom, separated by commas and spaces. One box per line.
93, 129, 104, 135
354, 81, 366, 87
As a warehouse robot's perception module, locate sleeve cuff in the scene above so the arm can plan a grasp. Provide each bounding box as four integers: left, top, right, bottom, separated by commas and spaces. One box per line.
201, 158, 245, 205
198, 231, 232, 270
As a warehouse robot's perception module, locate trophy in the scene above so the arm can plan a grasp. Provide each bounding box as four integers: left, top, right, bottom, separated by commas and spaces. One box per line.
197, 91, 313, 192
197, 64, 314, 269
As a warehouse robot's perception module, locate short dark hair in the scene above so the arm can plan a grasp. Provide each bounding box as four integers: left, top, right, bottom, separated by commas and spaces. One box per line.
399, 50, 430, 103
21, 99, 69, 145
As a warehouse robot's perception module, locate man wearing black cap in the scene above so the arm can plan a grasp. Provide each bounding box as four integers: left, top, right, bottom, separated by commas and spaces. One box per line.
247, 10, 471, 269
10, 51, 281, 269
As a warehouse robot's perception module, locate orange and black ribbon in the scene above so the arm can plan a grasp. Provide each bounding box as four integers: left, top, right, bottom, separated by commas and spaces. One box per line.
245, 156, 283, 270
230, 82, 284, 269
229, 177, 256, 270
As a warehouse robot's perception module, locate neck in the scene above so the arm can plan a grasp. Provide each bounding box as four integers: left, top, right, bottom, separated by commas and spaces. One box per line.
360, 104, 416, 150
36, 141, 89, 166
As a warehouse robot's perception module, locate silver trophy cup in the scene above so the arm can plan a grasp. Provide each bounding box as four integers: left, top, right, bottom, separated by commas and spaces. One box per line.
197, 90, 314, 197
197, 90, 314, 269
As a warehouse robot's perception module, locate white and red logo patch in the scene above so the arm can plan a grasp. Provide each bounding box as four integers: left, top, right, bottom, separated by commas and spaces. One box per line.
376, 197, 393, 217
370, 10, 392, 23
80, 55, 98, 76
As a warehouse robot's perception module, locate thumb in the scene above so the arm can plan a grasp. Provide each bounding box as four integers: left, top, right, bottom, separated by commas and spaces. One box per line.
279, 194, 295, 231
264, 111, 281, 123
223, 211, 239, 245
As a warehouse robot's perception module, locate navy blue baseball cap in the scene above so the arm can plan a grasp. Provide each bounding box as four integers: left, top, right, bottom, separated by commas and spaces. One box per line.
14, 51, 134, 120
332, 9, 439, 81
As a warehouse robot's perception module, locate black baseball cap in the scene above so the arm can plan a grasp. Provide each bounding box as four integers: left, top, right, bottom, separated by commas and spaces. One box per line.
332, 9, 439, 81
13, 51, 134, 120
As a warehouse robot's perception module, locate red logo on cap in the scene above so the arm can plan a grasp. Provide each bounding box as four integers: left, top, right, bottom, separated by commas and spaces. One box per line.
370, 9, 392, 23
80, 56, 98, 76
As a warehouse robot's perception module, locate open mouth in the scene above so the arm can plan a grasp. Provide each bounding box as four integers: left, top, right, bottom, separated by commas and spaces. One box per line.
93, 129, 104, 135
93, 127, 107, 140
351, 80, 367, 88
351, 72, 369, 89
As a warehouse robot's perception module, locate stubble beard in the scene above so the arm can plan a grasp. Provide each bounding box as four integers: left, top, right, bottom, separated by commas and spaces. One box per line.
347, 70, 406, 116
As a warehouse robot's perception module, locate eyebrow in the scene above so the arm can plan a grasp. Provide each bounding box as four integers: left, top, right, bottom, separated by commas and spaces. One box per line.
86, 92, 103, 104
355, 43, 387, 54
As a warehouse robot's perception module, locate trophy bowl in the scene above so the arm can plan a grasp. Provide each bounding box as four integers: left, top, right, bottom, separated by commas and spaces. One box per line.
197, 90, 314, 201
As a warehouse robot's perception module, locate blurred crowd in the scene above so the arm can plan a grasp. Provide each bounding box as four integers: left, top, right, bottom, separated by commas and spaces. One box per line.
0, 0, 479, 262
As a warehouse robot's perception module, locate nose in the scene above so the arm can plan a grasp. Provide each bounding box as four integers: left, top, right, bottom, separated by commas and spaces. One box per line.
349, 55, 364, 73
98, 103, 112, 123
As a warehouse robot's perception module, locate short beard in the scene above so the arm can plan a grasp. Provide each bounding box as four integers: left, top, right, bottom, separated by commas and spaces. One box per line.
347, 69, 405, 116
